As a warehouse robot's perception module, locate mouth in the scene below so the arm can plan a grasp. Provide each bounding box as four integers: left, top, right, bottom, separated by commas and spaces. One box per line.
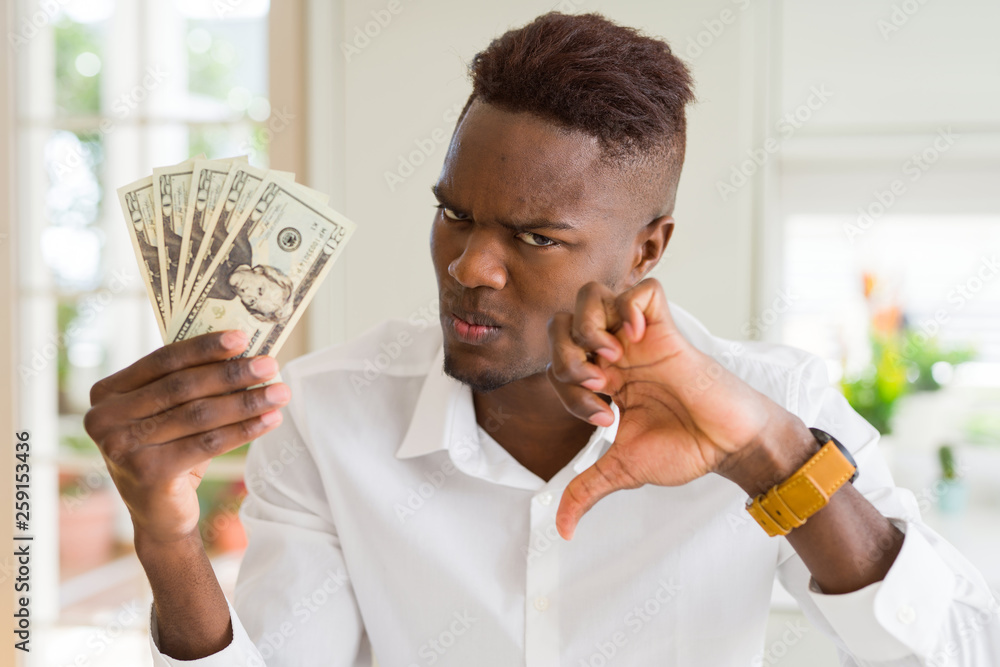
448, 310, 502, 345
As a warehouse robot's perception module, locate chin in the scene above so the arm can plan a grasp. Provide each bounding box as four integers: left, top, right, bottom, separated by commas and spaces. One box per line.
442, 344, 513, 393
441, 340, 548, 394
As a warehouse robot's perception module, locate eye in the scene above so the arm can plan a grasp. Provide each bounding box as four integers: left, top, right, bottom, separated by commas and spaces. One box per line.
517, 231, 556, 248
436, 204, 469, 221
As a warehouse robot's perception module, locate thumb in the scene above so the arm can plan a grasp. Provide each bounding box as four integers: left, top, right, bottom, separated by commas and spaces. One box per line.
617, 278, 676, 345
555, 450, 638, 540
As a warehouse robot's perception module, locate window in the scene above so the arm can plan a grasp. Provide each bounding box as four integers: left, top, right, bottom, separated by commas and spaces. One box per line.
13, 0, 278, 656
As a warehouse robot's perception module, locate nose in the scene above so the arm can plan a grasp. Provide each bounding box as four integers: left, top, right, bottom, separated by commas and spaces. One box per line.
448, 231, 507, 290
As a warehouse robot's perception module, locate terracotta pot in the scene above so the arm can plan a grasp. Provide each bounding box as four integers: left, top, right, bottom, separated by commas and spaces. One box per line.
59, 487, 118, 578
205, 510, 248, 553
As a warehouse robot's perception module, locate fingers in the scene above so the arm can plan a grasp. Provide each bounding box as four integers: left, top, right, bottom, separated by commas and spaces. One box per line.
147, 410, 285, 479
572, 282, 624, 362
111, 382, 291, 452
117, 355, 280, 420
546, 363, 615, 427
90, 330, 249, 405
555, 450, 639, 540
547, 313, 615, 426
614, 278, 675, 345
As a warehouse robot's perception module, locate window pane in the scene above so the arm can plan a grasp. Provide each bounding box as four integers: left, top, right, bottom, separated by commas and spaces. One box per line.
53, 6, 113, 116
782, 214, 1000, 371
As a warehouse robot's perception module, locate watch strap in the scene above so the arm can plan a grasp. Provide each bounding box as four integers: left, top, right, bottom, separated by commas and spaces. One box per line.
746, 440, 857, 537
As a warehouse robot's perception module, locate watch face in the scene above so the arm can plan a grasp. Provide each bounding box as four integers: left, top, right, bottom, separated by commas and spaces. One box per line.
810, 427, 859, 483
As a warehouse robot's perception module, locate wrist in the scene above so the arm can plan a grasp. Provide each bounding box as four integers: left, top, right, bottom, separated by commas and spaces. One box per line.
133, 525, 205, 565
717, 411, 820, 497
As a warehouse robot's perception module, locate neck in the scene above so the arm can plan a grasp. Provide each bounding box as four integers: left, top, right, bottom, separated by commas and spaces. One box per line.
472, 372, 606, 482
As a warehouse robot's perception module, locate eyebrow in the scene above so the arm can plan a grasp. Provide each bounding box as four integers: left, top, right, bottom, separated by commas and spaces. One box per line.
430, 184, 579, 233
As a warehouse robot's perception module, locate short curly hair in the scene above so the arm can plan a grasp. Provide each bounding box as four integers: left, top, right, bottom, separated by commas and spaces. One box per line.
458, 11, 695, 213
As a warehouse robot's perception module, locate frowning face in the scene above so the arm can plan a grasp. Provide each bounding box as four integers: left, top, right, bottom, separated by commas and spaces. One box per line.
430, 99, 673, 393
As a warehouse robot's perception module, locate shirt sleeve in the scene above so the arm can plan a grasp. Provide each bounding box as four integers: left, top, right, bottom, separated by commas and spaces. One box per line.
774, 355, 1000, 665
147, 397, 371, 666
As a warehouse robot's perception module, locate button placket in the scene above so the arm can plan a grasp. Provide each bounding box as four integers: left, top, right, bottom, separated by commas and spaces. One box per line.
525, 487, 561, 667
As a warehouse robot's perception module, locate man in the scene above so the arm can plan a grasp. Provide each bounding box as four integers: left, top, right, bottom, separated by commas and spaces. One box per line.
84, 12, 999, 666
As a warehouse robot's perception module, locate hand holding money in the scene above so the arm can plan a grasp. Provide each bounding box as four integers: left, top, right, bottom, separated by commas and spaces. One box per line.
88, 156, 355, 571
83, 330, 289, 661
84, 331, 288, 544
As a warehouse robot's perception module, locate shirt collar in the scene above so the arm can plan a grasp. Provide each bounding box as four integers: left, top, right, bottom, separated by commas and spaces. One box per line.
395, 343, 621, 475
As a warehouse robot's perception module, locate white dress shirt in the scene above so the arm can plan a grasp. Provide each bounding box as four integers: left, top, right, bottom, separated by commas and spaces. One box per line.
148, 302, 1000, 666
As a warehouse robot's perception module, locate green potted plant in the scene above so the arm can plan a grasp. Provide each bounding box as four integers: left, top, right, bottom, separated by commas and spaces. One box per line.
936, 444, 969, 514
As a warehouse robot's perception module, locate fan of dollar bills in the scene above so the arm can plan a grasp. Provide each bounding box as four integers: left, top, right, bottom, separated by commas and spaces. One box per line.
117, 155, 356, 357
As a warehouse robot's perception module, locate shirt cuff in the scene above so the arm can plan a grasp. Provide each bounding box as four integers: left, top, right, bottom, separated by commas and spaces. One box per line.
149, 597, 263, 666
807, 519, 957, 662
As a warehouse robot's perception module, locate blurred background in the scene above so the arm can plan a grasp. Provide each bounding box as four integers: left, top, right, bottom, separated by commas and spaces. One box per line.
0, 0, 998, 665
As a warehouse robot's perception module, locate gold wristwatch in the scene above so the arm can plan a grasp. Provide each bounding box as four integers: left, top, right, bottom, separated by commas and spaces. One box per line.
745, 428, 859, 537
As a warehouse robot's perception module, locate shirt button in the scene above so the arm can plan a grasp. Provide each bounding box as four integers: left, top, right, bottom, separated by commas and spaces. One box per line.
897, 604, 916, 625
534, 596, 550, 611
537, 492, 553, 506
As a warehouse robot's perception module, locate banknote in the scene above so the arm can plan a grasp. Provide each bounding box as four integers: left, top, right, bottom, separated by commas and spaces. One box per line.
176, 157, 248, 314
116, 175, 169, 338
119, 155, 354, 356
152, 157, 201, 320
178, 164, 285, 315
169, 174, 356, 356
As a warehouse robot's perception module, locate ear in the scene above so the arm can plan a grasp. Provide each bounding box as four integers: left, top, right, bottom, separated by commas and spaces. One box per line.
628, 215, 674, 284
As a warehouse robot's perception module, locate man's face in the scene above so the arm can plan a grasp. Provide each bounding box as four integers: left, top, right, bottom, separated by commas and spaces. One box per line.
430, 99, 658, 393
230, 267, 285, 317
